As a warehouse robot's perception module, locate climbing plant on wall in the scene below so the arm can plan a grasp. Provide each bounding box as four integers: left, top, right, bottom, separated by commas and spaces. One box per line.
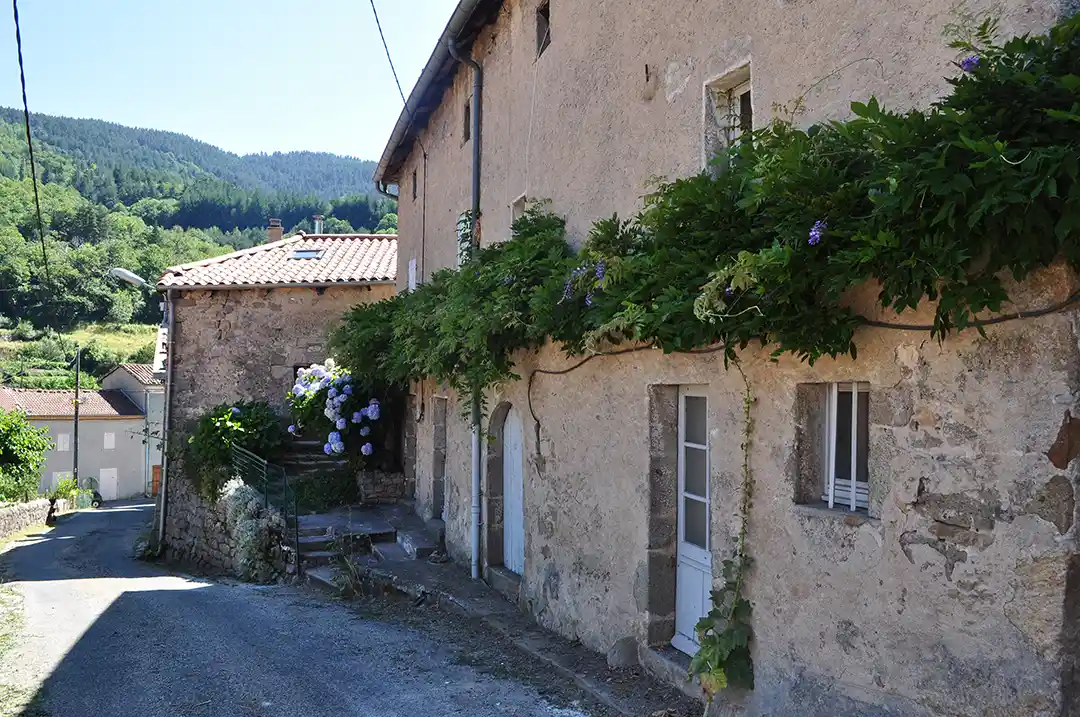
330, 15, 1080, 697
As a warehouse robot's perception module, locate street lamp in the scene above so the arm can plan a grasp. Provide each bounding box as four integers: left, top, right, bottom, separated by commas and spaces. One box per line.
109, 267, 150, 288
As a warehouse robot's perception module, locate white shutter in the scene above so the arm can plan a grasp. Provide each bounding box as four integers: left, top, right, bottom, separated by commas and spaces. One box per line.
407, 257, 417, 292
103, 432, 115, 450
57, 433, 70, 452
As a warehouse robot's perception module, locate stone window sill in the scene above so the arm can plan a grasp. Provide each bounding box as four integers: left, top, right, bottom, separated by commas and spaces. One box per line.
793, 502, 879, 526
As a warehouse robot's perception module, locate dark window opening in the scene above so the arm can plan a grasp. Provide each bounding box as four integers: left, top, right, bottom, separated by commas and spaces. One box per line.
411, 169, 418, 201
536, 2, 551, 57
463, 100, 472, 142
290, 249, 323, 260
739, 88, 753, 136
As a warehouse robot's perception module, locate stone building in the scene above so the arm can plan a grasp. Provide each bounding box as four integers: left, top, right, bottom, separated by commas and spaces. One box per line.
372, 1, 1080, 715
156, 225, 396, 570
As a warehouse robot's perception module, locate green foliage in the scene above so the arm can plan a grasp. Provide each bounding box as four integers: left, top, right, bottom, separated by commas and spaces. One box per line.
294, 472, 360, 513
10, 320, 38, 342
185, 402, 284, 500
335, 15, 1080, 400
0, 408, 52, 503
46, 477, 89, 504
374, 212, 398, 234
128, 340, 155, 365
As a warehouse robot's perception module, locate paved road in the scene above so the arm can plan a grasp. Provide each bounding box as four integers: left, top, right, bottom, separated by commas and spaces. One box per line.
0, 503, 597, 717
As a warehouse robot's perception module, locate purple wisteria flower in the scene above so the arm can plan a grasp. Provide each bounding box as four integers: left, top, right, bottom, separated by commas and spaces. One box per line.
725, 286, 735, 298
562, 279, 573, 302
595, 260, 606, 281
361, 443, 374, 456
335, 418, 347, 430
808, 220, 827, 246
585, 292, 594, 307
959, 55, 980, 72
502, 275, 514, 286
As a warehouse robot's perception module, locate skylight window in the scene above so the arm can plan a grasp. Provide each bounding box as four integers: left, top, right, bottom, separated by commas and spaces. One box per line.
290, 249, 323, 260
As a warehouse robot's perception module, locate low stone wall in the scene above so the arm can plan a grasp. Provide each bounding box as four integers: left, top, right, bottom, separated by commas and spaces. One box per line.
358, 470, 410, 504
0, 498, 70, 542
164, 474, 238, 575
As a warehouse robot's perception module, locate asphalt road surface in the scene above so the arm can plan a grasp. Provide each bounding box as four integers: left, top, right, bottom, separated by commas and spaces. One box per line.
0, 503, 601, 717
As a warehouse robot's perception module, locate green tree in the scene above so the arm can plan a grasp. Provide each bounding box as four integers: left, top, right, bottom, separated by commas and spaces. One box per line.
374, 213, 397, 235
0, 408, 53, 502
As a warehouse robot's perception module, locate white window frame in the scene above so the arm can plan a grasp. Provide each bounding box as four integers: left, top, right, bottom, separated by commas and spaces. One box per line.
56, 433, 70, 452
103, 432, 116, 451
822, 382, 870, 511
677, 387, 710, 562
407, 257, 418, 292
713, 79, 752, 148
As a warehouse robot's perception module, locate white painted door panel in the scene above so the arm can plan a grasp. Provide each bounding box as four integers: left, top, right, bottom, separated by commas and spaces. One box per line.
674, 389, 713, 656
98, 468, 119, 501
503, 408, 525, 575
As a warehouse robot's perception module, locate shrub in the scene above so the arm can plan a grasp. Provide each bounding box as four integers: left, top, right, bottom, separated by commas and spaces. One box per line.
128, 341, 156, 365
185, 401, 284, 500
10, 320, 39, 342
287, 360, 387, 463
0, 408, 52, 502
220, 478, 285, 583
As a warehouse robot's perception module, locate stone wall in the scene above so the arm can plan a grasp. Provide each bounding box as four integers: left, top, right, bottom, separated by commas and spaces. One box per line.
0, 499, 69, 541
164, 473, 237, 575
358, 469, 410, 504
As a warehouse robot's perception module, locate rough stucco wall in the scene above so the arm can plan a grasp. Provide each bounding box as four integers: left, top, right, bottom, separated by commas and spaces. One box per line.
393, 0, 1066, 293
389, 1, 1080, 713
421, 265, 1080, 716
169, 284, 393, 427
35, 418, 146, 499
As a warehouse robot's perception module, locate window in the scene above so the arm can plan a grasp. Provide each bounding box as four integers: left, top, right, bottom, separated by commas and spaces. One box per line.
290, 249, 323, 260
679, 390, 709, 551
703, 67, 752, 167
56, 433, 70, 452
536, 2, 551, 57
103, 432, 116, 451
463, 100, 472, 142
407, 257, 418, 292
411, 169, 418, 201
510, 194, 528, 233
822, 382, 870, 510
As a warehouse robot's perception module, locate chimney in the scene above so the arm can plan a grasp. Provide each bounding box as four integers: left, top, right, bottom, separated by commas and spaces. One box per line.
268, 218, 283, 243
312, 215, 325, 234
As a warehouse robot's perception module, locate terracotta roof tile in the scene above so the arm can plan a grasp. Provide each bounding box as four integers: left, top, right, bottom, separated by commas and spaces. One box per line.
157, 234, 397, 289
0, 388, 143, 418
117, 364, 163, 386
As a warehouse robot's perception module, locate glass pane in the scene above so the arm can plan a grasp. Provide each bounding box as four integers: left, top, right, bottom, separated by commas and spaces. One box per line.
857, 391, 869, 483
684, 395, 707, 445
684, 446, 707, 498
834, 390, 852, 483
684, 497, 707, 549
739, 90, 753, 135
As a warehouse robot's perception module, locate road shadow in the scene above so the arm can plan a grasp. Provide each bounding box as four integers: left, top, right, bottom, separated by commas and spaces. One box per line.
0, 502, 158, 583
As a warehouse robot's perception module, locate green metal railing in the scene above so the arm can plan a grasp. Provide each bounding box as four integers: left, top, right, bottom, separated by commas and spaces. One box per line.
230, 443, 301, 576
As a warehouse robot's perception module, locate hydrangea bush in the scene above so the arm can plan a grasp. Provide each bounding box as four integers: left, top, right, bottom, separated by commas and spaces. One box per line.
287, 360, 381, 458
220, 478, 286, 583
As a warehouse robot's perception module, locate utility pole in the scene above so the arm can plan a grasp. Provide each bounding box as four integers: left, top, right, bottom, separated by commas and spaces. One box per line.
73, 345, 80, 492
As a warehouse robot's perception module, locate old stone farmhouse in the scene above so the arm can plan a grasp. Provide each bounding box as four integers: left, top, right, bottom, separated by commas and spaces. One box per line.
372, 1, 1080, 715
155, 223, 396, 567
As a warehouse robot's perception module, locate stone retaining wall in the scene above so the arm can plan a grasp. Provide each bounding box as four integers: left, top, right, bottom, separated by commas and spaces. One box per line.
164, 474, 238, 575
0, 498, 70, 542
358, 470, 410, 504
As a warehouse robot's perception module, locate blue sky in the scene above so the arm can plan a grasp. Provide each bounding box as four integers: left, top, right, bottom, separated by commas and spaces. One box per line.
0, 0, 458, 160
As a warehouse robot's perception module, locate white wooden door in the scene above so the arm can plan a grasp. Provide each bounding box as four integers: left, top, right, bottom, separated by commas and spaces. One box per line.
502, 408, 525, 575
673, 388, 713, 656
98, 468, 119, 501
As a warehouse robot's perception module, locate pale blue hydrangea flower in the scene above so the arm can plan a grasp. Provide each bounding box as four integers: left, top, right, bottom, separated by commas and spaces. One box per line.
959, 55, 979, 72
323, 443, 333, 455
335, 418, 347, 430
287, 425, 297, 434
343, 385, 353, 395
359, 426, 371, 436
361, 443, 374, 456
351, 411, 363, 424
328, 431, 341, 444
328, 387, 338, 399
231, 407, 241, 416
332, 442, 345, 455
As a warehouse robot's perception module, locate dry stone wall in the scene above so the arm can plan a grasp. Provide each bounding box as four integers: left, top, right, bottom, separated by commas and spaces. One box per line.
0, 499, 69, 541
164, 474, 238, 575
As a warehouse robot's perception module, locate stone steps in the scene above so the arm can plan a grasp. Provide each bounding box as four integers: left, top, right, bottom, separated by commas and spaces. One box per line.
397, 529, 437, 560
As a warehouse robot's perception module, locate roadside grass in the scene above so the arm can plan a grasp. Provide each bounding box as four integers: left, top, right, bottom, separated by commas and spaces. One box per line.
0, 685, 48, 717
0, 523, 51, 717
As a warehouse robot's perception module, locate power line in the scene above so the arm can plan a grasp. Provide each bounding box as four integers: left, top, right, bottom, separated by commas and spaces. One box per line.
11, 0, 51, 291
368, 0, 427, 155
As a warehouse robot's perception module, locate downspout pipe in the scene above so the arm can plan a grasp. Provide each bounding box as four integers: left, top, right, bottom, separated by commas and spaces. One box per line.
155, 288, 176, 555
448, 36, 484, 581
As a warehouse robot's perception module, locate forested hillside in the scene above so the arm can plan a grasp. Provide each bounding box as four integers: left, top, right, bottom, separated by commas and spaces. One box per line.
0, 109, 396, 333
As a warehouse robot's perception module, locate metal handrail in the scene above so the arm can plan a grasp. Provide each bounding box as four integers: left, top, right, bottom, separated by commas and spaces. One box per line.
230, 443, 301, 576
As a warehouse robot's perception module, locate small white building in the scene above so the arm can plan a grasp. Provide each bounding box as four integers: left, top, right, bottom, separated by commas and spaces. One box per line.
101, 364, 166, 496
0, 374, 158, 501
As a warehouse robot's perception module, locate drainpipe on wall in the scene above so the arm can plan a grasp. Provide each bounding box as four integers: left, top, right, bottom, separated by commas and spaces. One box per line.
155, 288, 176, 554
448, 36, 483, 581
